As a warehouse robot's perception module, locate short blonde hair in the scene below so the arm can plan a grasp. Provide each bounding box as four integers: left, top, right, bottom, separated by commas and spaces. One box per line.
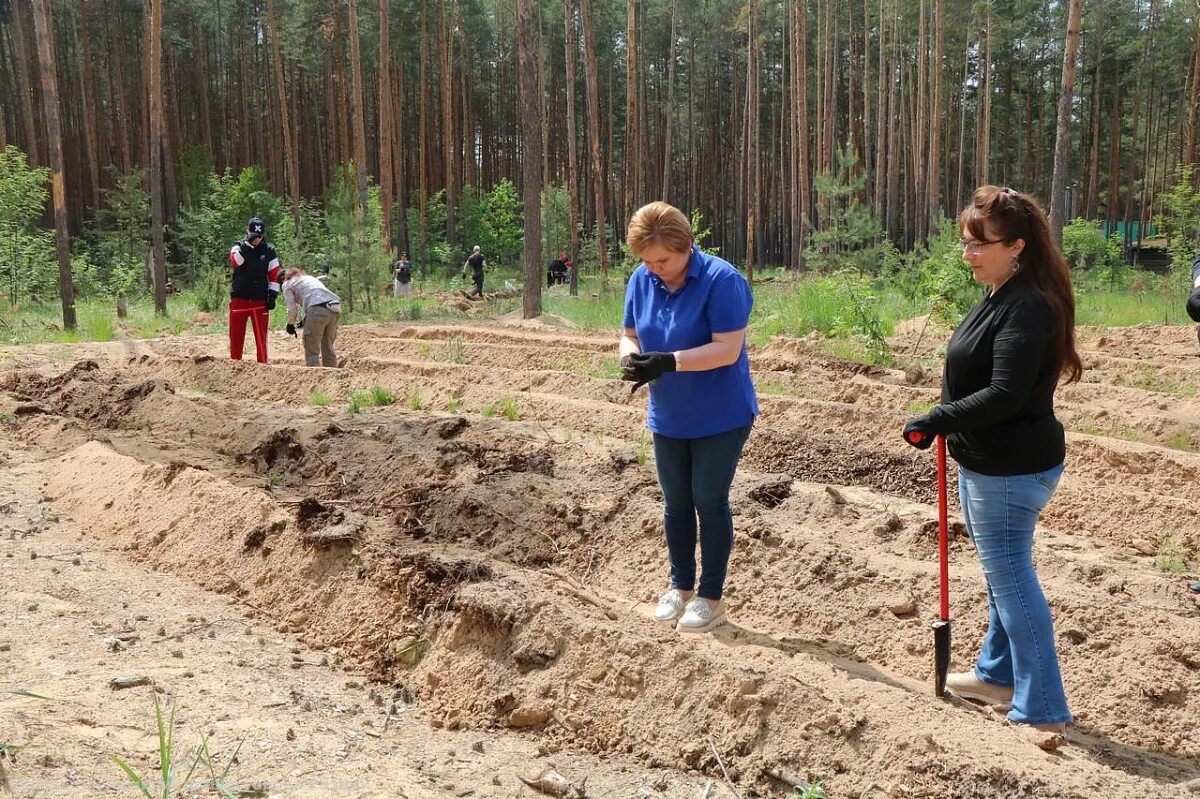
626, 201, 693, 257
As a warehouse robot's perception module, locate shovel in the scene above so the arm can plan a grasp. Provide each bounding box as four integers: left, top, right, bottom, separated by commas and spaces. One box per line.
906, 431, 951, 697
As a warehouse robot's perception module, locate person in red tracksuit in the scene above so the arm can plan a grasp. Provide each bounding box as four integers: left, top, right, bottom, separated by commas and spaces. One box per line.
228, 217, 282, 363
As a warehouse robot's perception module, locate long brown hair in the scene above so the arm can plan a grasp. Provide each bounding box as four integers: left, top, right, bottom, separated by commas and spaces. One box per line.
960, 186, 1083, 384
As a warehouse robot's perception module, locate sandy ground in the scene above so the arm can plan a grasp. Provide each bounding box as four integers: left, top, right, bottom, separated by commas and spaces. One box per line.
2, 316, 1199, 798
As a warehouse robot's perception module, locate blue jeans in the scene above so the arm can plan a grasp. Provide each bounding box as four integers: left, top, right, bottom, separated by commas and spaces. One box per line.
958, 463, 1072, 725
653, 425, 751, 601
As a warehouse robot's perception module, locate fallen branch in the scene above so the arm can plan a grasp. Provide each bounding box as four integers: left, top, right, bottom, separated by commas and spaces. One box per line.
707, 737, 742, 799
545, 568, 618, 620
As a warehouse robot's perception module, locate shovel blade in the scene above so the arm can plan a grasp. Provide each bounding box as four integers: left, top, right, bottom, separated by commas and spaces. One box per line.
932, 618, 951, 697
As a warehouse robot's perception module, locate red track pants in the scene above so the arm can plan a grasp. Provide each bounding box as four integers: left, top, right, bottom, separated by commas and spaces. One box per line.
229, 298, 270, 363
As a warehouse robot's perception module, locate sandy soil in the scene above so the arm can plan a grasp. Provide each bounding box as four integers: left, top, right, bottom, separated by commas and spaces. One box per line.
1, 318, 1199, 798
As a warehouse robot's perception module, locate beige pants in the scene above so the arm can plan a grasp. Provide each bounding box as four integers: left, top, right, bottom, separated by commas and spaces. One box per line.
303, 303, 340, 367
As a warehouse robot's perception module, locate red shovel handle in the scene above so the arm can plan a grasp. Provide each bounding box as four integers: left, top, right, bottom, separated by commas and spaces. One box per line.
936, 435, 950, 621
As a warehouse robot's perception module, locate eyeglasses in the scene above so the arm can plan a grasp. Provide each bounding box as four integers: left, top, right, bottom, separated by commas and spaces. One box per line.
960, 238, 1002, 255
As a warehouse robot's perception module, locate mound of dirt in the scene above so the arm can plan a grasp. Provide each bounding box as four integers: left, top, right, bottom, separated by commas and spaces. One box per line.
5, 323, 1200, 798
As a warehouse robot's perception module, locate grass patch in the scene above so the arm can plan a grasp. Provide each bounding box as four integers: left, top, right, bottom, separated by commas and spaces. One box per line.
500, 395, 519, 421
368, 385, 395, 406
554, 355, 622, 379
755, 376, 792, 396
447, 396, 461, 413
308, 391, 331, 406
407, 388, 423, 410
480, 402, 496, 418
1165, 430, 1195, 452
636, 430, 651, 465
1155, 534, 1191, 575
905, 400, 935, 415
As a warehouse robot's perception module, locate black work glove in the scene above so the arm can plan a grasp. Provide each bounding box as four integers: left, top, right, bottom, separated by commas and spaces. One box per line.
1187, 286, 1200, 323
238, 239, 253, 257
265, 290, 278, 311
286, 323, 297, 337
902, 416, 936, 450
621, 351, 676, 393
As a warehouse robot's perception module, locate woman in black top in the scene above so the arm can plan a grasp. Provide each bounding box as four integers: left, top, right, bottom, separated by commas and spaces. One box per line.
903, 186, 1083, 746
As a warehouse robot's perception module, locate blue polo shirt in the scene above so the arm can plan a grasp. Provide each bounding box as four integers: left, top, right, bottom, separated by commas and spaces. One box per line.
622, 246, 758, 439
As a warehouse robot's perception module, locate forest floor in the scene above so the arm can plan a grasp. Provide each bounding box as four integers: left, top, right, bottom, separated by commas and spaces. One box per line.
2, 309, 1200, 798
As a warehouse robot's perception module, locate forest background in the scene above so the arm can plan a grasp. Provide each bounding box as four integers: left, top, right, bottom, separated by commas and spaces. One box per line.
3, 0, 1200, 352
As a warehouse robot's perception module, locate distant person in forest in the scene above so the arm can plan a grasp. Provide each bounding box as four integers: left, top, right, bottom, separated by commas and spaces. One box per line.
463, 245, 487, 298
228, 217, 282, 364
547, 252, 568, 286
393, 253, 413, 299
619, 201, 758, 634
281, 267, 341, 368
1186, 247, 1200, 342
902, 186, 1082, 750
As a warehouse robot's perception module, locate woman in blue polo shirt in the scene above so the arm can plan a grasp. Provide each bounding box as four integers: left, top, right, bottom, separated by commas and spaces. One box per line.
620, 201, 758, 633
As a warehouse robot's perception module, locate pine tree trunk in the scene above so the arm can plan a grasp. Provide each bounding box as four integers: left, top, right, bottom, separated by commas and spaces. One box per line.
1085, 55, 1102, 220
564, 0, 581, 294
1106, 86, 1122, 226
419, 0, 429, 271
660, 0, 677, 200
439, 0, 457, 245
147, 0, 167, 313
12, 3, 42, 165
924, 0, 943, 232
744, 0, 758, 282
379, 0, 393, 251
73, 5, 101, 211
516, 0, 543, 318
976, 9, 992, 187
31, 0, 77, 330
578, 0, 608, 278
1187, 13, 1200, 170
873, 0, 886, 218
791, 0, 810, 270
623, 0, 638, 222
954, 34, 970, 211
267, 0, 301, 241
861, 0, 872, 194
1048, 0, 1083, 243
915, 0, 927, 240
348, 0, 370, 311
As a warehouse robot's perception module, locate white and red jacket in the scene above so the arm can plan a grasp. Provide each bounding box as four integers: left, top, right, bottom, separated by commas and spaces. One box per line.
229, 240, 282, 301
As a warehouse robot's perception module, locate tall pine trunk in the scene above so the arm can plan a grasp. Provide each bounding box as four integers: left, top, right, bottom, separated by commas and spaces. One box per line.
564, 0, 581, 294
579, 0, 608, 278
379, 0, 393, 250
516, 0, 543, 318
267, 0, 301, 242
1048, 0, 1083, 243
31, 0, 77, 330
744, 0, 758, 281
348, 0, 370, 311
147, 0, 167, 313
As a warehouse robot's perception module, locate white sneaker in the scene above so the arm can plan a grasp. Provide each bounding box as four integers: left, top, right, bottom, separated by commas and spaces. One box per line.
676, 597, 726, 633
654, 588, 694, 625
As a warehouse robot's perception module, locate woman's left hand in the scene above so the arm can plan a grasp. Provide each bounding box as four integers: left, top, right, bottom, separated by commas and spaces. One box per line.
902, 416, 936, 449
621, 351, 676, 391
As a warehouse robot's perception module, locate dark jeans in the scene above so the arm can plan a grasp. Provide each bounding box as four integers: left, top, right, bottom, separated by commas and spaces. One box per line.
653, 424, 751, 601
470, 274, 484, 296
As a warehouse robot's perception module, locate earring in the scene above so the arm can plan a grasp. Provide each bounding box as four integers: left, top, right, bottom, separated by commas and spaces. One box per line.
1010, 257, 1021, 273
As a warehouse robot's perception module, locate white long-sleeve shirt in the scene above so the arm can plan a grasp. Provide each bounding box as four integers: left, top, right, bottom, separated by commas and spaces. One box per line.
282, 275, 340, 314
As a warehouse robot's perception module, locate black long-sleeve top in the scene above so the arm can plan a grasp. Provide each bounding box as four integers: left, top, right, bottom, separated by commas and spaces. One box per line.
926, 281, 1066, 476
